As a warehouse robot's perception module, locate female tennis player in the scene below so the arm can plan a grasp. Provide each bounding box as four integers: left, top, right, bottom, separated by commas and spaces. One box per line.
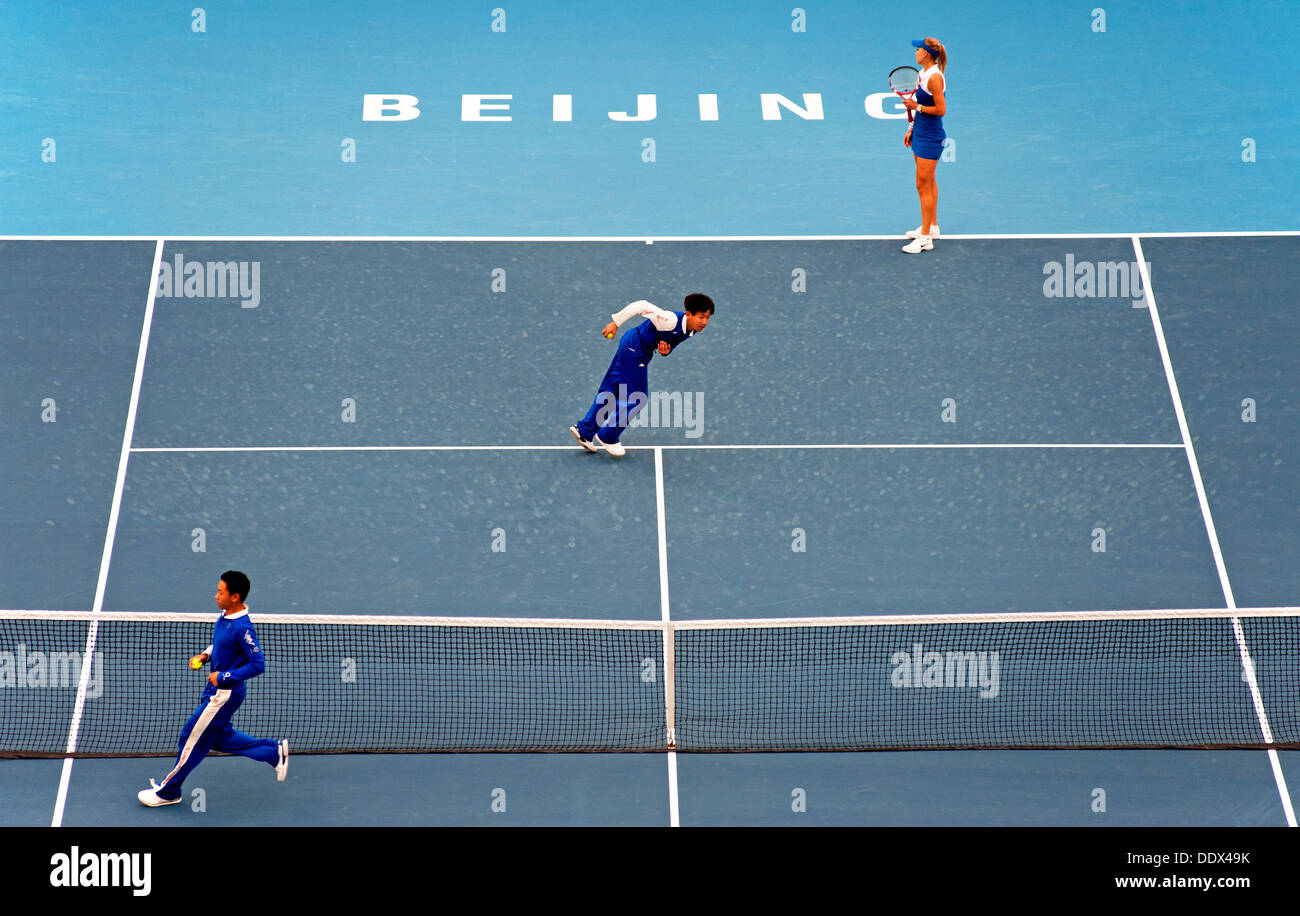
902, 37, 947, 254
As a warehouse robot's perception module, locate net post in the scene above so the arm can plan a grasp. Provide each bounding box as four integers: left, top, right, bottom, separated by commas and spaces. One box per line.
662, 622, 676, 749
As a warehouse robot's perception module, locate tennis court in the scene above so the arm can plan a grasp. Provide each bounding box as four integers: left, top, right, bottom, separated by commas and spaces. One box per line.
2, 1, 1298, 829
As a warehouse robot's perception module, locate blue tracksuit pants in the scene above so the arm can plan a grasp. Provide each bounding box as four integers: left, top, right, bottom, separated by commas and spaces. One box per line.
155, 688, 278, 799
575, 342, 650, 445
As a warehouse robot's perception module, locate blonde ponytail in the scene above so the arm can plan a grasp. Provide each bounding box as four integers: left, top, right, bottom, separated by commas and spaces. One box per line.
923, 37, 947, 72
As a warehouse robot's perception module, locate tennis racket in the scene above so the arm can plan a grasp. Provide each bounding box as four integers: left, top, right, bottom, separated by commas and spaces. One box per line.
889, 65, 920, 123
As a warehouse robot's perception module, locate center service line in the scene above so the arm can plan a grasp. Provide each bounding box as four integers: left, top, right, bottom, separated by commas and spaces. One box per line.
655, 447, 680, 828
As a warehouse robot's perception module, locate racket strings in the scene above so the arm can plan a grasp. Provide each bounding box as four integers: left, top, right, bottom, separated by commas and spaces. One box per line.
889, 66, 919, 96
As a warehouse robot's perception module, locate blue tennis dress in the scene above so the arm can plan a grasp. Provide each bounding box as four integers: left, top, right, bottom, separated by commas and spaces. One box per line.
911, 63, 946, 161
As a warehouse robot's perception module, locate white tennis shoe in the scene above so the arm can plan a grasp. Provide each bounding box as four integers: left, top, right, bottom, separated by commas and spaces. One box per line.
569, 426, 598, 453
902, 236, 934, 254
276, 738, 289, 782
905, 225, 939, 239
137, 786, 181, 807
594, 435, 626, 457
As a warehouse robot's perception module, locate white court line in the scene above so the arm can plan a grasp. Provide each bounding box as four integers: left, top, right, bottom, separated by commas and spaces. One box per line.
128, 443, 1185, 453
51, 239, 165, 828
655, 447, 680, 828
1134, 236, 1296, 828
0, 231, 1297, 241
655, 448, 673, 626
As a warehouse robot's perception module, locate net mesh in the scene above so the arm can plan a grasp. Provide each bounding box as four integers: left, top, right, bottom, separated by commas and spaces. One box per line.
675, 614, 1300, 749
1, 609, 1297, 757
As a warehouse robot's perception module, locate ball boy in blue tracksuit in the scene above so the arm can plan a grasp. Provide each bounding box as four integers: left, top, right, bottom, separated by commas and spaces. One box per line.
570, 293, 714, 457
137, 571, 288, 807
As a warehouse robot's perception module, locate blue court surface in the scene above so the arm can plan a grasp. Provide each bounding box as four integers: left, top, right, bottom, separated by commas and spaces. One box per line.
2, 1, 1299, 830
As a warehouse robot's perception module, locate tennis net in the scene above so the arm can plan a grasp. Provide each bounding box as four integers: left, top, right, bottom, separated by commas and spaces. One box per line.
1, 608, 1297, 757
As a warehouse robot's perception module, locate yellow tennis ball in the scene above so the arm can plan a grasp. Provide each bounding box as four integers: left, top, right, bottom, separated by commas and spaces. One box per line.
604, 330, 615, 339
189, 656, 203, 670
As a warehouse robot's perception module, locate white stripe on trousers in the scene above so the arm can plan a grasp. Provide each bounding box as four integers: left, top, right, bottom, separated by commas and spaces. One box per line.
160, 689, 231, 789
